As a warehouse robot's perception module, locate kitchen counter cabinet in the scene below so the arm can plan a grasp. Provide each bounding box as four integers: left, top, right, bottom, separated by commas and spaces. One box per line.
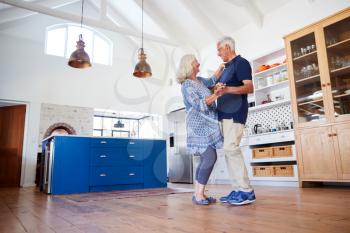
41, 136, 167, 194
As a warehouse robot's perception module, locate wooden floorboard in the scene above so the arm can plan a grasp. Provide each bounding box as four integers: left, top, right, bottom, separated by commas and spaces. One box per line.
0, 184, 349, 233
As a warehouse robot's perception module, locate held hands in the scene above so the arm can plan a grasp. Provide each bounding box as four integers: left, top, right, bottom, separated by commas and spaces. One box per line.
214, 82, 226, 97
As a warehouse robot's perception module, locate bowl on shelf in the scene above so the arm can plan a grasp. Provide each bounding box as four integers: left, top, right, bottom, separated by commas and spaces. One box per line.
270, 63, 281, 68
345, 89, 350, 94
255, 65, 270, 73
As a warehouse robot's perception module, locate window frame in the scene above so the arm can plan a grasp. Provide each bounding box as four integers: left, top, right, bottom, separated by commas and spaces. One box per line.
45, 23, 113, 66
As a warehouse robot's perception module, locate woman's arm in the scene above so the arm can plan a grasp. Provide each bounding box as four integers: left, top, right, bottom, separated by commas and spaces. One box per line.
181, 82, 224, 113
213, 63, 225, 80
198, 63, 225, 88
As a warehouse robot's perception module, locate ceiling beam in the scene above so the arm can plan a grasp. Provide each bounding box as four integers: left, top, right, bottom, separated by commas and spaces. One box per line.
88, 0, 139, 47
132, 0, 192, 49
0, 0, 179, 46
224, 0, 263, 28
0, 0, 79, 25
99, 0, 106, 20
179, 0, 223, 39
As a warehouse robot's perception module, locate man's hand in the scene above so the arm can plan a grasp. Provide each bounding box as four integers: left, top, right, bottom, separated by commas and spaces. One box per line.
214, 83, 226, 96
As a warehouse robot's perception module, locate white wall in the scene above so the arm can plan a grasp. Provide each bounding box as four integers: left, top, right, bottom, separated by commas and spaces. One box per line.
39, 103, 94, 140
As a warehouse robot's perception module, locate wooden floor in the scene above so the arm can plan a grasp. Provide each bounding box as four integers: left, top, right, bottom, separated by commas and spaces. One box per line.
0, 184, 350, 233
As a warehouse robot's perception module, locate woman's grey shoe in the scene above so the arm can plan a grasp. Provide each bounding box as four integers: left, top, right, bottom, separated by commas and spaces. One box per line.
192, 196, 209, 205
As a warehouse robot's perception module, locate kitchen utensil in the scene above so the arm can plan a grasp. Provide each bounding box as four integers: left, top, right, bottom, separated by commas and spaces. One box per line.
253, 124, 262, 134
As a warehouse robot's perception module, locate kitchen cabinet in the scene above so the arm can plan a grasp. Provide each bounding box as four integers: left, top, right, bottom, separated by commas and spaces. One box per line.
41, 136, 167, 194
284, 8, 350, 185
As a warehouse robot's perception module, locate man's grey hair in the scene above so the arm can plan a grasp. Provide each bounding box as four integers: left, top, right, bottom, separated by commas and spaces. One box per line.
217, 36, 235, 51
176, 54, 196, 84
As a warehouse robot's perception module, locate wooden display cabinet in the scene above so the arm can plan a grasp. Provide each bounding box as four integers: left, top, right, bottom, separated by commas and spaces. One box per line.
284, 8, 350, 186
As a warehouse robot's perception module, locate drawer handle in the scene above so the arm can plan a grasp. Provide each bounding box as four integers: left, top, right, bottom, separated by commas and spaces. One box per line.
100, 173, 107, 177
280, 148, 285, 151
100, 154, 107, 158
100, 141, 107, 144
281, 135, 285, 138
129, 155, 135, 158
256, 138, 260, 141
129, 173, 135, 176
259, 149, 265, 152
129, 141, 135, 145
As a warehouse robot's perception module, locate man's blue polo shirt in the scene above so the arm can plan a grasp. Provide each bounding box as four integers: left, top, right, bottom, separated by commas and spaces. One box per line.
217, 55, 252, 124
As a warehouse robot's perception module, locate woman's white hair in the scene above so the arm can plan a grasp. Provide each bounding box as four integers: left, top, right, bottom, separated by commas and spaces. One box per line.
217, 36, 235, 51
176, 54, 196, 84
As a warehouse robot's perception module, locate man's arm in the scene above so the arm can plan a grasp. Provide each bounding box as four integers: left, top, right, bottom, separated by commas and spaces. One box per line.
223, 80, 254, 94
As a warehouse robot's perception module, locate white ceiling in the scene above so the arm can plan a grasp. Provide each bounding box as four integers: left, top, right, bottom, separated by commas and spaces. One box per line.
0, 0, 291, 49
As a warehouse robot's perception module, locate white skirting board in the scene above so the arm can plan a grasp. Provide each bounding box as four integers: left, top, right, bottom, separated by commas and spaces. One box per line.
209, 179, 299, 187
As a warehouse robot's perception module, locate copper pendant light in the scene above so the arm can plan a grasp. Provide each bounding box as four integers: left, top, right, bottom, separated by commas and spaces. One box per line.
68, 0, 91, 69
133, 0, 152, 78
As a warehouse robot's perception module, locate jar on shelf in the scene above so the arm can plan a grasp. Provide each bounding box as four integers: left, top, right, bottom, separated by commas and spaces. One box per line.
280, 69, 288, 80
267, 75, 274, 86
273, 72, 280, 83
257, 77, 267, 89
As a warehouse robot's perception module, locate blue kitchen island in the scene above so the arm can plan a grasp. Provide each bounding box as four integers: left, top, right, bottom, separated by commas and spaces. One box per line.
41, 136, 167, 194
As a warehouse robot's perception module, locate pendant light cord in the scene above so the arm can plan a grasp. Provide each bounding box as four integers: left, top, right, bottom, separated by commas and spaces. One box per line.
141, 0, 144, 49
80, 0, 84, 29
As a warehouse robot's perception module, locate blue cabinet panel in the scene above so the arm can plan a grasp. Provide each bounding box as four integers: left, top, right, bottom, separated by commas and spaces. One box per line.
51, 137, 90, 194
90, 166, 143, 186
44, 136, 166, 194
90, 147, 143, 166
143, 140, 167, 188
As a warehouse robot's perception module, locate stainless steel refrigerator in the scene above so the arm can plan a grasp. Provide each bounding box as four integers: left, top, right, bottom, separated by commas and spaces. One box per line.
168, 109, 193, 183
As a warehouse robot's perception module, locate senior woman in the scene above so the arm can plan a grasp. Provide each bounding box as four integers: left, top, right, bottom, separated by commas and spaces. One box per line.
177, 54, 225, 205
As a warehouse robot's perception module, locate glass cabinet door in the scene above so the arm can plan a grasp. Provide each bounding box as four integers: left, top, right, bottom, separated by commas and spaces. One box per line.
324, 16, 350, 119
290, 32, 325, 123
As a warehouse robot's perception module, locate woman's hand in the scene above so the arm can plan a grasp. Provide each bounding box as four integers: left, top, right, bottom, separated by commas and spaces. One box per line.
213, 63, 225, 80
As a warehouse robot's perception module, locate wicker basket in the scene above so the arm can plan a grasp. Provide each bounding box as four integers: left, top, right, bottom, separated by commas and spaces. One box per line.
253, 166, 274, 177
252, 147, 273, 159
273, 146, 292, 157
274, 165, 294, 176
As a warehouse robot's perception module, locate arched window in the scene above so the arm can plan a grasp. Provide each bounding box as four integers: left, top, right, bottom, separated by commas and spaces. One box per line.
45, 24, 113, 66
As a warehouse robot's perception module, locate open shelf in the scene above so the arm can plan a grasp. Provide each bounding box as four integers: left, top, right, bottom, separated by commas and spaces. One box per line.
251, 156, 297, 163
254, 63, 287, 76
249, 99, 291, 112
255, 80, 289, 92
